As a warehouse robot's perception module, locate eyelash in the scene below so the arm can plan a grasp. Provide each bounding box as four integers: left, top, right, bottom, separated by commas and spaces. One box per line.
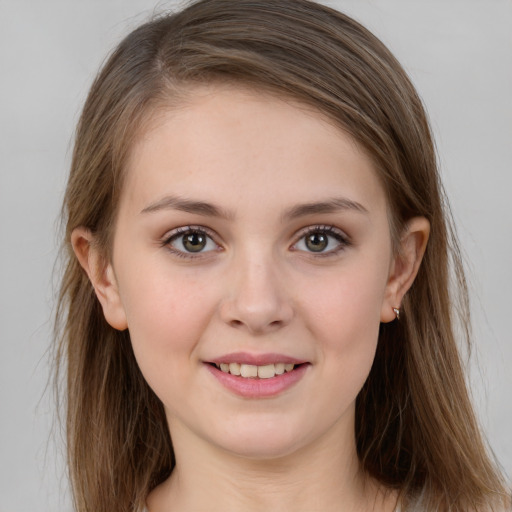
161, 225, 221, 259
161, 224, 351, 259
291, 225, 351, 257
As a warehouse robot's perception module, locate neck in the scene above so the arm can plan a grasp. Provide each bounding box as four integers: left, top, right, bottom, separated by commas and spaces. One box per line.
147, 413, 396, 512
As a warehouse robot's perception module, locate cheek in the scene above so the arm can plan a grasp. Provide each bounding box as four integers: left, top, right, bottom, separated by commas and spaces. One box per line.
302, 254, 388, 330
116, 261, 218, 386
299, 257, 388, 388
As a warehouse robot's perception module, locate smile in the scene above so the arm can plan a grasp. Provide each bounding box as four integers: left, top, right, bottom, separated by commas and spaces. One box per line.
206, 357, 309, 398
214, 362, 295, 379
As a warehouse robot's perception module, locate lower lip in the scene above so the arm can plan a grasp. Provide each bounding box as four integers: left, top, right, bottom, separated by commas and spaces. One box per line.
205, 363, 309, 398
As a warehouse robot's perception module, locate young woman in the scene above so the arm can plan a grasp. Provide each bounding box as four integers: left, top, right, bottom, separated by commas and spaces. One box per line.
54, 0, 511, 510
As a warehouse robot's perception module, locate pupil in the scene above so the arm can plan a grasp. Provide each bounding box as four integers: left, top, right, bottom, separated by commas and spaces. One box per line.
306, 233, 327, 252
183, 232, 206, 252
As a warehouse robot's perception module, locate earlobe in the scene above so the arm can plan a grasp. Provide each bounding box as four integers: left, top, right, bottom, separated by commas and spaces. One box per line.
380, 217, 430, 323
71, 227, 128, 331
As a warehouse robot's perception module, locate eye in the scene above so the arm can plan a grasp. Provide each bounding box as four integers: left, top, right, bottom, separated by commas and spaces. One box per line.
164, 226, 219, 256
292, 226, 349, 255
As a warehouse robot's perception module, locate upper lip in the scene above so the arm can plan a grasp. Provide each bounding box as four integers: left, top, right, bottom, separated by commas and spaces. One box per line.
207, 352, 308, 366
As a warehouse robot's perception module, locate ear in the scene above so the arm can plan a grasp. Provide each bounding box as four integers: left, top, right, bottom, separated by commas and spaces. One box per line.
71, 227, 128, 331
380, 217, 430, 323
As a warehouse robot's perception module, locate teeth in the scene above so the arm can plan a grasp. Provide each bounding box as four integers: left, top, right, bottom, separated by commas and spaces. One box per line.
229, 362, 241, 375
215, 362, 297, 378
240, 364, 258, 378
257, 364, 276, 379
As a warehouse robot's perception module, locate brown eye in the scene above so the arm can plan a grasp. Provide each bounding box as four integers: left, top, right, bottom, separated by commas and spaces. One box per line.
305, 232, 328, 252
183, 232, 207, 252
293, 226, 349, 255
167, 228, 218, 255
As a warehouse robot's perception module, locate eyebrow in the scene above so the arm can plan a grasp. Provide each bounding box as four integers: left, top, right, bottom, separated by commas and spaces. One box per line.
282, 197, 369, 220
140, 195, 234, 219
140, 194, 368, 220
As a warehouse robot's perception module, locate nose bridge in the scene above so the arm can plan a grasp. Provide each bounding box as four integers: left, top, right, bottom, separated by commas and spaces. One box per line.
220, 242, 293, 334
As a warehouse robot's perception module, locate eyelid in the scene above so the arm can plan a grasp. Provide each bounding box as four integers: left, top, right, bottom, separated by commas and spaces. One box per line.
159, 224, 350, 258
162, 225, 218, 243
290, 224, 351, 255
161, 225, 222, 257
295, 224, 349, 239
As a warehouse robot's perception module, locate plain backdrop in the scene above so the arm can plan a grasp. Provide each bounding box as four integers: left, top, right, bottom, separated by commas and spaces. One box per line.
1, 1, 511, 510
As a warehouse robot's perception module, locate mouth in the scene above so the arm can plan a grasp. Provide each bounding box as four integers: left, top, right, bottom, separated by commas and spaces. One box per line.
205, 353, 310, 397
206, 361, 309, 398
210, 362, 303, 379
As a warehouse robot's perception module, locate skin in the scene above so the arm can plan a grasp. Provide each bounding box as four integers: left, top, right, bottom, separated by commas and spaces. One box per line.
73, 85, 429, 512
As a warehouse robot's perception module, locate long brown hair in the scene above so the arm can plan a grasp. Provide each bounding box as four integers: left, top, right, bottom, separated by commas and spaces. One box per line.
54, 1, 510, 510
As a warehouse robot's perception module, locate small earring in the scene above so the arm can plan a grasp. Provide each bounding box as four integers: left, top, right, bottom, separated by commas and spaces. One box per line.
393, 307, 400, 320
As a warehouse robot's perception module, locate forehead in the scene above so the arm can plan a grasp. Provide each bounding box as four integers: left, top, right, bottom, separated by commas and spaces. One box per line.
121, 84, 387, 219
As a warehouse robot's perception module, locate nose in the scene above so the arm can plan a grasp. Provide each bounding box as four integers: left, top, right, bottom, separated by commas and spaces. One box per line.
219, 252, 294, 335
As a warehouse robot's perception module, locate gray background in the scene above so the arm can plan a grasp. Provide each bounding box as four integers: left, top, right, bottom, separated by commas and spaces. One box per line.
1, 1, 511, 510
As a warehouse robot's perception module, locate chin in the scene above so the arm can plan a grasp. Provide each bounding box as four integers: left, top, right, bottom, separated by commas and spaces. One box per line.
202, 413, 321, 461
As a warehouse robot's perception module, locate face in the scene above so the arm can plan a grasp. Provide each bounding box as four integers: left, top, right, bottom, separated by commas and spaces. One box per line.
94, 86, 405, 460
